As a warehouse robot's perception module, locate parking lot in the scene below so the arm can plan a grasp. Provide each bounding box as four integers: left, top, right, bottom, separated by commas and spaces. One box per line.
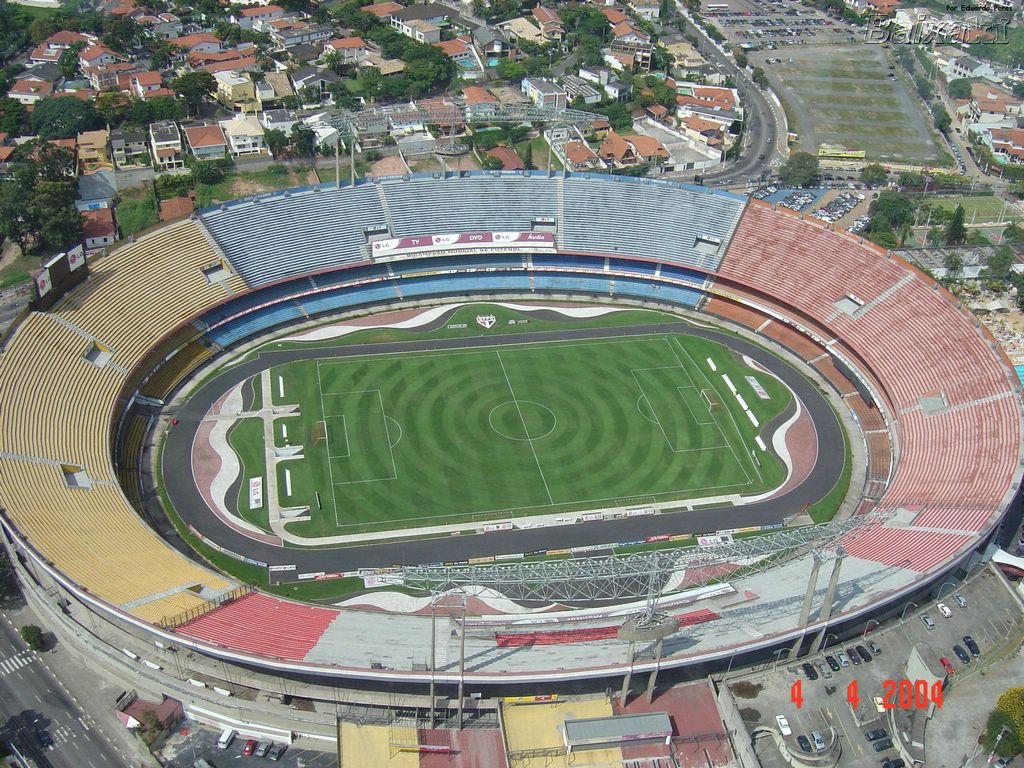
704, 0, 856, 52
729, 568, 1024, 768
159, 722, 339, 768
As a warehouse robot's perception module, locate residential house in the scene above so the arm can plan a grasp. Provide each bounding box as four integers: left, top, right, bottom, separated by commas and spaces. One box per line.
497, 17, 546, 46
265, 19, 333, 50
189, 44, 255, 68
110, 128, 147, 166
183, 124, 229, 159
81, 207, 117, 249
675, 82, 741, 125
231, 4, 285, 29
561, 74, 602, 105
521, 77, 567, 109
967, 82, 1023, 129
78, 45, 125, 71
29, 31, 94, 66
261, 108, 301, 136
77, 129, 110, 169
563, 139, 605, 170
7, 79, 54, 105
463, 85, 498, 120
257, 72, 295, 108
605, 78, 632, 102
167, 32, 223, 56
291, 67, 340, 99
159, 195, 194, 221
627, 0, 661, 20
389, 4, 451, 42
219, 114, 265, 156
531, 6, 565, 41
680, 114, 725, 150
598, 129, 669, 167
125, 70, 163, 98
579, 65, 616, 86
361, 0, 403, 17
214, 71, 256, 111
986, 127, 1024, 163
363, 56, 406, 76
485, 145, 525, 170
472, 26, 510, 60
204, 57, 261, 75
664, 41, 711, 80
323, 36, 375, 63
609, 22, 653, 70
434, 36, 479, 71
76, 170, 117, 211
600, 7, 629, 25
864, 0, 900, 15
84, 61, 138, 90
150, 120, 185, 169
949, 55, 996, 82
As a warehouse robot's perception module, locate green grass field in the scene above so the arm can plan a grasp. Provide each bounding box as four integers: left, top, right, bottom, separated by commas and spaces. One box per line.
257, 332, 793, 537
929, 196, 1022, 223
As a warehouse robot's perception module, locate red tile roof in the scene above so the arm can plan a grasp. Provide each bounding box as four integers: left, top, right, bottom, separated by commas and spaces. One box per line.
361, 1, 402, 16
82, 207, 116, 239
485, 145, 525, 170
203, 56, 259, 74
45, 30, 90, 47
8, 80, 53, 96
169, 32, 221, 50
159, 195, 194, 221
241, 4, 283, 16
601, 7, 628, 24
434, 37, 471, 56
463, 85, 496, 104
565, 139, 599, 165
184, 124, 228, 148
326, 36, 368, 49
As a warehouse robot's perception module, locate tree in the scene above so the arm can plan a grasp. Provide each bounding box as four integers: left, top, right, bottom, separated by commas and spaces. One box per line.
1003, 221, 1024, 243
0, 180, 32, 255
191, 159, 227, 185
946, 203, 967, 245
0, 97, 26, 136
28, 16, 60, 44
31, 180, 82, 252
985, 703, 1024, 755
779, 152, 820, 187
523, 141, 535, 170
94, 92, 132, 127
985, 245, 1015, 282
1014, 80, 1024, 101
734, 51, 749, 69
943, 250, 963, 276
860, 163, 888, 186
29, 97, 102, 139
660, 0, 673, 20
290, 123, 316, 157
871, 191, 915, 229
496, 58, 527, 81
932, 103, 951, 133
58, 43, 84, 81
172, 70, 216, 116
264, 127, 288, 158
751, 66, 768, 88
948, 79, 972, 99
19, 625, 44, 652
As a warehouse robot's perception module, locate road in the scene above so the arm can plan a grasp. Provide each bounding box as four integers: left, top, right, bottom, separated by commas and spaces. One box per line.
0, 614, 130, 768
158, 319, 847, 572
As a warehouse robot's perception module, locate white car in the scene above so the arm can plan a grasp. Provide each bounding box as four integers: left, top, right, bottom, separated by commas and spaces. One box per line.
937, 603, 953, 618
776, 715, 792, 736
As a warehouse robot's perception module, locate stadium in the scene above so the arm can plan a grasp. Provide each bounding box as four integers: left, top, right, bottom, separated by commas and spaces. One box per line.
0, 158, 1022, 758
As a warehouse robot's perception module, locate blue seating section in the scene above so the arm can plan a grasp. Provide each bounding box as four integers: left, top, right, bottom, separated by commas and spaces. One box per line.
311, 264, 384, 288
208, 303, 305, 347
614, 277, 703, 308
380, 176, 557, 236
659, 264, 708, 286
200, 185, 387, 286
204, 279, 311, 327
398, 274, 532, 297
300, 283, 400, 316
532, 255, 605, 270
533, 275, 611, 294
609, 258, 658, 276
561, 176, 743, 272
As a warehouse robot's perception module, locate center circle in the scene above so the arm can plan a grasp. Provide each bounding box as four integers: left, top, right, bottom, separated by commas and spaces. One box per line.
487, 400, 557, 442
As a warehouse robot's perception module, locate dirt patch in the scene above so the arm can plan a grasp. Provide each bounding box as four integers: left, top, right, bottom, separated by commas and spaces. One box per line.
739, 707, 762, 722
369, 155, 409, 176
732, 681, 764, 699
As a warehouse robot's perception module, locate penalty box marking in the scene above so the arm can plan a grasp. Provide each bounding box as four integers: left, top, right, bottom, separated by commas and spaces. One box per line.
321, 388, 398, 486
630, 367, 729, 453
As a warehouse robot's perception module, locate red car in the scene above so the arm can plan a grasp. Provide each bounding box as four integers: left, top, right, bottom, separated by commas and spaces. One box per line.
939, 657, 955, 675
243, 739, 257, 756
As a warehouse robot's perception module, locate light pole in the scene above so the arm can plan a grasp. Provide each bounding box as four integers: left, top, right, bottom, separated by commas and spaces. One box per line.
862, 619, 879, 639
936, 581, 958, 600
900, 602, 918, 621
822, 633, 838, 651
773, 647, 790, 670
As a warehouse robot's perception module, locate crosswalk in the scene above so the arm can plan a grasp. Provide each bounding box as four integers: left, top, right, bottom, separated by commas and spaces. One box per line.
0, 649, 36, 676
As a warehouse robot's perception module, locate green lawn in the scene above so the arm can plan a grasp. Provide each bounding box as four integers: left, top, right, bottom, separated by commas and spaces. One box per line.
259, 333, 793, 538
195, 166, 313, 208
929, 196, 1022, 223
226, 417, 268, 530
116, 190, 159, 236
0, 251, 36, 289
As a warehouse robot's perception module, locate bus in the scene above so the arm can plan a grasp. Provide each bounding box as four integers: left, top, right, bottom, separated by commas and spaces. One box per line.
707, 3, 729, 10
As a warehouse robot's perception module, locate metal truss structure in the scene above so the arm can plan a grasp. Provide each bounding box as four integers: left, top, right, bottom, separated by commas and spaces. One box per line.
397, 510, 894, 603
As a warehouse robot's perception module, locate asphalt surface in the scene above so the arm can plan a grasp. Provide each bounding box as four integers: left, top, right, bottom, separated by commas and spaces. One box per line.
0, 614, 130, 768
160, 321, 846, 572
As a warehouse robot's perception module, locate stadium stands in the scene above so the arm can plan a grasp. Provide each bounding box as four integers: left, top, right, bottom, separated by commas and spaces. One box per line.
495, 609, 719, 646
178, 591, 339, 658
612, 277, 704, 308
200, 184, 387, 286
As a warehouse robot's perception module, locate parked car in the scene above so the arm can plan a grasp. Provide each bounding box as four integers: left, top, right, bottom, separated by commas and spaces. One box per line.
256, 742, 272, 758
855, 645, 873, 662
243, 739, 256, 757
883, 759, 906, 768
797, 735, 812, 752
964, 635, 981, 657
995, 758, 1013, 768
865, 728, 888, 741
921, 614, 936, 630
953, 593, 968, 608
937, 603, 952, 618
867, 641, 882, 655
953, 645, 971, 664
817, 661, 832, 678
846, 647, 861, 664
810, 731, 827, 751
940, 657, 955, 675
35, 731, 52, 749
825, 655, 841, 671
873, 739, 894, 752
269, 744, 287, 761
802, 662, 820, 680
836, 651, 850, 667
873, 696, 886, 713
777, 715, 792, 735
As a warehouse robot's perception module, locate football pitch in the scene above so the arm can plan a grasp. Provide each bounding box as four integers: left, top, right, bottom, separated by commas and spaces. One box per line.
261, 333, 793, 537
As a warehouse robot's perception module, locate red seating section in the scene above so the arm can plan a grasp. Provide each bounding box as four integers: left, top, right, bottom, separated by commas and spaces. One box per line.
494, 609, 720, 647
177, 592, 339, 659
718, 201, 1020, 569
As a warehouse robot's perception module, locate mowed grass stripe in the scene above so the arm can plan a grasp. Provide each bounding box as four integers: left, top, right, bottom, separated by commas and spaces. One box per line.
265, 334, 791, 535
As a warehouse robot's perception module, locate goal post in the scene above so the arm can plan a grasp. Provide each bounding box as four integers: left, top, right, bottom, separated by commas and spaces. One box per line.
701, 388, 722, 411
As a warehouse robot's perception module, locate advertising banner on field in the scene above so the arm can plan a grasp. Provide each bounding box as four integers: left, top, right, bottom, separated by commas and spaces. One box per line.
371, 231, 555, 260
